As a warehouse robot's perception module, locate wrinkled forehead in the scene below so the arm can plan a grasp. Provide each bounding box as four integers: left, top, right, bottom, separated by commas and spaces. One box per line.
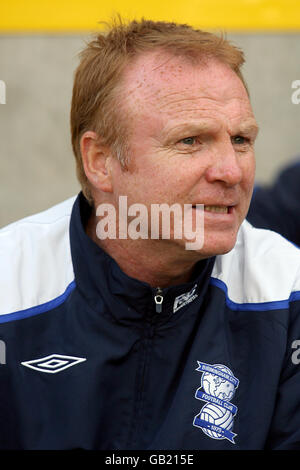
118, 50, 251, 114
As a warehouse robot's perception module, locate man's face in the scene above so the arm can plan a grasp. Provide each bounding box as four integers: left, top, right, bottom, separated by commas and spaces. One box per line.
109, 51, 258, 258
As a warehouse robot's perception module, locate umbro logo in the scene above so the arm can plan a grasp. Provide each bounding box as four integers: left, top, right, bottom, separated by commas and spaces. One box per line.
173, 284, 198, 313
21, 354, 86, 374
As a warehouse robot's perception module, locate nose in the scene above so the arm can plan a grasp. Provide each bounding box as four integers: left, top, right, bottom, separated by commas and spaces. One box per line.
205, 138, 243, 186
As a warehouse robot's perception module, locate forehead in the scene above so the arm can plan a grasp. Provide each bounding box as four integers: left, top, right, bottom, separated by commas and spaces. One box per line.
119, 50, 255, 131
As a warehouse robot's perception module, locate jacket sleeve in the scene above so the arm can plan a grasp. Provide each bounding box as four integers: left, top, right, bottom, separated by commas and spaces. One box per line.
265, 299, 300, 449
247, 159, 300, 246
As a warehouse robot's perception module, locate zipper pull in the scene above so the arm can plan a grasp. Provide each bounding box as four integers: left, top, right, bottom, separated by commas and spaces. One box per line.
154, 287, 164, 313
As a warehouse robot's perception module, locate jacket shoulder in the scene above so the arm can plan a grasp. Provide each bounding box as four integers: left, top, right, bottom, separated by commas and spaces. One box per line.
212, 220, 300, 306
0, 197, 76, 317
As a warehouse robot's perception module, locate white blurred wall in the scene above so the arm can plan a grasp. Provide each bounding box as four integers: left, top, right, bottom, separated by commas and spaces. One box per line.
0, 34, 299, 227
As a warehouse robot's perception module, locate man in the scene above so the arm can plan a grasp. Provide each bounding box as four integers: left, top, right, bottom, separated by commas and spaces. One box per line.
248, 159, 300, 246
1, 19, 300, 450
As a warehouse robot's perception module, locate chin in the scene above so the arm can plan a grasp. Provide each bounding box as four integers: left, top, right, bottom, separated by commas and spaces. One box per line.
173, 228, 239, 260
196, 234, 238, 258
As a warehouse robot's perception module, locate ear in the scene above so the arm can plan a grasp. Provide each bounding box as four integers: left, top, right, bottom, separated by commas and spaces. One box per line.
80, 131, 113, 193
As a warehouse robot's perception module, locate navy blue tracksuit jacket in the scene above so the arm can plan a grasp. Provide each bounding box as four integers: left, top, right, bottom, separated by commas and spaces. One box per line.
1, 193, 300, 450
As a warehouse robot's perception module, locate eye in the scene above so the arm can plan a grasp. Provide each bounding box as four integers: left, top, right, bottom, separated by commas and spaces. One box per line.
180, 136, 196, 145
232, 135, 249, 145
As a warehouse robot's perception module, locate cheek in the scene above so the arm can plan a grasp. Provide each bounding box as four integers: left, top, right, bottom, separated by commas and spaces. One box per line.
242, 154, 256, 188
134, 161, 181, 193
115, 169, 169, 205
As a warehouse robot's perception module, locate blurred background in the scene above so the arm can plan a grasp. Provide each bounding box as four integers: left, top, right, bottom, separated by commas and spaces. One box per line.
0, 0, 300, 227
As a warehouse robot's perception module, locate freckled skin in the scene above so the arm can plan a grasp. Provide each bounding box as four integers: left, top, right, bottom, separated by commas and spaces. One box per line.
90, 50, 258, 286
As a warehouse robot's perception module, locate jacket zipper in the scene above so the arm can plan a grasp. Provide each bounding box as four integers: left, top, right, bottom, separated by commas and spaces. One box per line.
154, 287, 164, 313
127, 288, 164, 448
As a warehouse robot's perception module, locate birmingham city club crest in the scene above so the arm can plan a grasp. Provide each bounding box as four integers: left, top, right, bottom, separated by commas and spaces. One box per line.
193, 361, 239, 444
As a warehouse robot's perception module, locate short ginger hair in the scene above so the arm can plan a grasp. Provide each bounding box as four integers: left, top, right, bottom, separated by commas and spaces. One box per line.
70, 17, 248, 204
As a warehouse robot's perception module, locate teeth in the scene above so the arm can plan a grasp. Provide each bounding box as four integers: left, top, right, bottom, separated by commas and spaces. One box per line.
204, 205, 228, 214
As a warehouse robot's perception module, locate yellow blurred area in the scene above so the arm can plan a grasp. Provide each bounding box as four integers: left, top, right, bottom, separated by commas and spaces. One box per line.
1, 0, 300, 33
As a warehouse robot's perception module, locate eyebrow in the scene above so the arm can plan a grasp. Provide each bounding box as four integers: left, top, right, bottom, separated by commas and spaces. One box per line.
163, 121, 220, 141
237, 120, 259, 137
163, 119, 259, 141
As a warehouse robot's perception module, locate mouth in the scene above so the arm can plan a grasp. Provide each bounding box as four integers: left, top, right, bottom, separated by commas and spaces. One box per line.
192, 204, 235, 214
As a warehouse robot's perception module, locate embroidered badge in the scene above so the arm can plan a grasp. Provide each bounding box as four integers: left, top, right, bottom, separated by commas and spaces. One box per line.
173, 284, 198, 313
193, 361, 239, 443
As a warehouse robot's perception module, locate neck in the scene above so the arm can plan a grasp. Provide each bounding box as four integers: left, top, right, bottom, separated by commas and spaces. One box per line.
86, 213, 202, 288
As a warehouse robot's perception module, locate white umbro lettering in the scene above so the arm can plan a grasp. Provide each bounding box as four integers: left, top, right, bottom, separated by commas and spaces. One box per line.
173, 284, 198, 313
21, 354, 86, 373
